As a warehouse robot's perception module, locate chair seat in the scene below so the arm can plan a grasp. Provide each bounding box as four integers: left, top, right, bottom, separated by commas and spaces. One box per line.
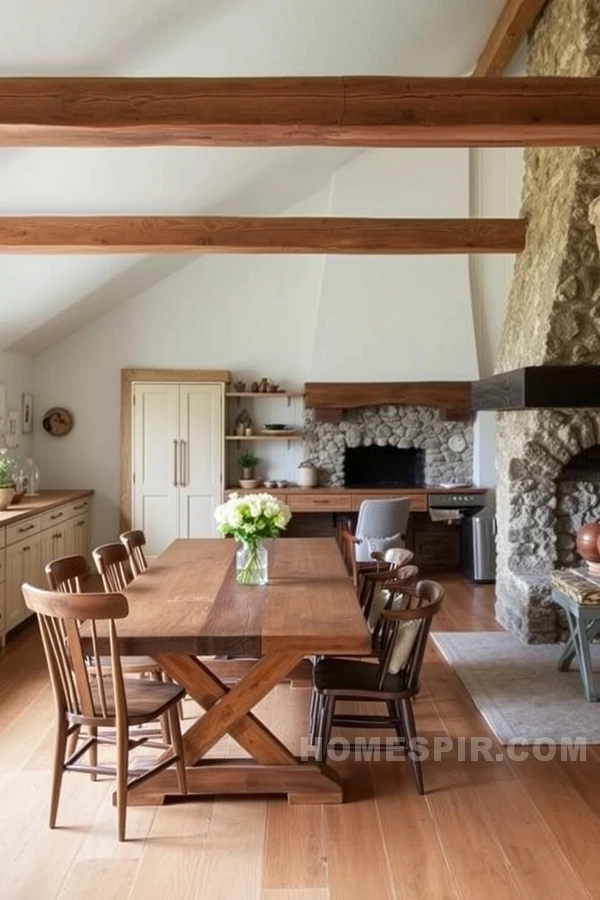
99, 655, 159, 673
71, 677, 185, 726
314, 657, 410, 698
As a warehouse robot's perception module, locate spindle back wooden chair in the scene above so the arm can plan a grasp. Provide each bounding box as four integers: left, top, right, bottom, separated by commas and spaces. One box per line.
49, 553, 161, 679
313, 579, 445, 793
21, 583, 187, 841
119, 530, 148, 577
93, 543, 132, 592
45, 554, 92, 592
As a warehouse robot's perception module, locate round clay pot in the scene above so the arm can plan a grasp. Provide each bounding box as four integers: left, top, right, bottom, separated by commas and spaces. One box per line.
576, 522, 600, 564
0, 485, 15, 511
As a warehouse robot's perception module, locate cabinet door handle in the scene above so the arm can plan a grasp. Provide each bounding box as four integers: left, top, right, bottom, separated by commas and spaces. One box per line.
180, 440, 186, 487
73, 503, 86, 511
173, 439, 178, 487
50, 512, 62, 520
18, 523, 35, 533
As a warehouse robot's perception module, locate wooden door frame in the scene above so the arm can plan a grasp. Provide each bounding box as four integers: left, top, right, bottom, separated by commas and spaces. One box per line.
120, 368, 231, 531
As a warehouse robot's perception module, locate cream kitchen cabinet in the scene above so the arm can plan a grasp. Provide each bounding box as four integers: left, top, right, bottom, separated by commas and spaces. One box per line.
65, 512, 89, 558
5, 530, 43, 632
0, 491, 92, 641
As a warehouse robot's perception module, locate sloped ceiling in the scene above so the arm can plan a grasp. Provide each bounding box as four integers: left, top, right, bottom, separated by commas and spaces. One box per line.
0, 0, 507, 355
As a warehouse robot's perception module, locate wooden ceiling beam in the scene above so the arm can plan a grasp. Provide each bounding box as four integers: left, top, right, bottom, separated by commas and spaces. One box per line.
0, 216, 526, 254
473, 0, 548, 76
0, 76, 599, 147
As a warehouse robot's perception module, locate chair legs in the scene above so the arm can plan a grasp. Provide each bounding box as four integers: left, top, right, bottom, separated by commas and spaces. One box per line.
116, 718, 129, 843
316, 695, 334, 763
89, 726, 98, 781
312, 691, 424, 794
49, 717, 68, 828
400, 698, 424, 794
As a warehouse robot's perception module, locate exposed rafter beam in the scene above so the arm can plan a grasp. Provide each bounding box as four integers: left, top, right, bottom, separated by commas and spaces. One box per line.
473, 0, 548, 76
0, 217, 527, 254
0, 76, 598, 147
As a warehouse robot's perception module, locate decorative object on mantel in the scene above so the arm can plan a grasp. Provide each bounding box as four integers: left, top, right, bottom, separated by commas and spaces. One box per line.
238, 451, 260, 485
298, 460, 318, 488
42, 406, 73, 436
232, 379, 246, 392
234, 408, 253, 436
214, 492, 291, 585
0, 449, 16, 510
21, 392, 33, 434
575, 522, 600, 575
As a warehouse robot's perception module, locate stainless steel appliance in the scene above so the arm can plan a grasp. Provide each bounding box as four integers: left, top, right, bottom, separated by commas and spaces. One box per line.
461, 507, 497, 583
428, 493, 495, 583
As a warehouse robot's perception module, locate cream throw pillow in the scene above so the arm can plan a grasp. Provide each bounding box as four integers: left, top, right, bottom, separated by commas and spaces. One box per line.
368, 589, 421, 674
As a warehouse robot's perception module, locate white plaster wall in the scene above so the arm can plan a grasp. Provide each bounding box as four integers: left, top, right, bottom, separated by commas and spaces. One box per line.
0, 351, 34, 459
470, 147, 525, 488
311, 149, 478, 381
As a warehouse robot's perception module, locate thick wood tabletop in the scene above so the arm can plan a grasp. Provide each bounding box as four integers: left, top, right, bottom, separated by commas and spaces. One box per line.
109, 538, 370, 658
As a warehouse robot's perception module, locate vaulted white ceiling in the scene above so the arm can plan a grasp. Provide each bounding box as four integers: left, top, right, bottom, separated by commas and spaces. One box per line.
0, 0, 508, 355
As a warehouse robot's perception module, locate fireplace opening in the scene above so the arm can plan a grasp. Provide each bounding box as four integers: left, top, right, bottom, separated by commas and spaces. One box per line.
344, 446, 425, 488
555, 445, 600, 568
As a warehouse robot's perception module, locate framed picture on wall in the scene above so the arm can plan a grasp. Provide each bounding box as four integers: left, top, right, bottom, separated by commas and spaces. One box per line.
6, 409, 19, 448
22, 392, 33, 434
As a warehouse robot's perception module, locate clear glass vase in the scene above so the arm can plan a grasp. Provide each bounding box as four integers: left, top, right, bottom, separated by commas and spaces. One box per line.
236, 541, 268, 585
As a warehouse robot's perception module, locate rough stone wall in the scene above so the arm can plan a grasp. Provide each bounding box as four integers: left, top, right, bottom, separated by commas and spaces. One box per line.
304, 406, 473, 487
495, 0, 600, 642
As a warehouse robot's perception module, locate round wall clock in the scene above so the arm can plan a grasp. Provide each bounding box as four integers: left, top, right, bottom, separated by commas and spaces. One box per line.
448, 434, 467, 453
42, 407, 74, 437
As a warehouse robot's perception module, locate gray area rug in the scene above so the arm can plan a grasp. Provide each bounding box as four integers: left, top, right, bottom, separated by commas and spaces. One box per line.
432, 631, 600, 744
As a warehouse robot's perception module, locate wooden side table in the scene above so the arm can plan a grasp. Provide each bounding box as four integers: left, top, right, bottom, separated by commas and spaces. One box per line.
551, 569, 600, 703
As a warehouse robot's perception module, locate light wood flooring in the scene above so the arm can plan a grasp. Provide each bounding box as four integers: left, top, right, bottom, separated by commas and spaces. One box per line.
2, 573, 600, 899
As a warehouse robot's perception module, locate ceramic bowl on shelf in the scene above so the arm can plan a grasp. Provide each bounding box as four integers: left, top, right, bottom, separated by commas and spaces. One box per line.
277, 480, 289, 489
263, 480, 276, 489
239, 479, 261, 489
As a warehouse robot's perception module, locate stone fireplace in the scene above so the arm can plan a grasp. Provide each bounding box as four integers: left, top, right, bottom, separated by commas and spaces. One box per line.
304, 405, 473, 487
494, 0, 600, 642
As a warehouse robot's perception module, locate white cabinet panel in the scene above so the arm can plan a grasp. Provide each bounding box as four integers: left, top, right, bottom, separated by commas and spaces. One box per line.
178, 384, 223, 539
133, 384, 180, 556
132, 382, 223, 549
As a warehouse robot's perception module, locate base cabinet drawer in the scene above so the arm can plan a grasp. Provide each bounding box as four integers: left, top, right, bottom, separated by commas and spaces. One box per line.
351, 492, 428, 513
288, 494, 352, 513
66, 497, 90, 519
6, 515, 41, 546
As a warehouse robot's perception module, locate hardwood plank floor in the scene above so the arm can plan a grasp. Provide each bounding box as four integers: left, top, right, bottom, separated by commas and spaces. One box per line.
1, 574, 597, 899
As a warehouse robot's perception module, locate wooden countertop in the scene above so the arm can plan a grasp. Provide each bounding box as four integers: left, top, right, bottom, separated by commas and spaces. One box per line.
226, 486, 486, 495
0, 490, 93, 527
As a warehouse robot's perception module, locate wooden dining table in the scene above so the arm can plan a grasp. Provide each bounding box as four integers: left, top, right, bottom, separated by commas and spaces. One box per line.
93, 536, 371, 805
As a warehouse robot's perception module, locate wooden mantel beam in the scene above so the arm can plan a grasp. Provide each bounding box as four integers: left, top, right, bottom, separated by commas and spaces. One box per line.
0, 76, 600, 147
473, 0, 549, 77
0, 216, 526, 254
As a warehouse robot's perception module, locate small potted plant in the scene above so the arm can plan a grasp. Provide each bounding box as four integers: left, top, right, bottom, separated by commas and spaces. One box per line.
238, 451, 260, 488
0, 450, 16, 510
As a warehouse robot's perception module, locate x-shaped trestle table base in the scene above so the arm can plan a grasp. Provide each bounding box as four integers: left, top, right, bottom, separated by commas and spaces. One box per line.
122, 653, 344, 806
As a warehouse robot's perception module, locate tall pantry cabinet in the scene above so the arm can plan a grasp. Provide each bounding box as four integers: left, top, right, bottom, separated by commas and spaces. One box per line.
131, 382, 224, 555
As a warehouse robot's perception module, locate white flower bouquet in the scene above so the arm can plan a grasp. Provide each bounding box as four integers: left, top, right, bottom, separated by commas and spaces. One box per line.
214, 492, 292, 584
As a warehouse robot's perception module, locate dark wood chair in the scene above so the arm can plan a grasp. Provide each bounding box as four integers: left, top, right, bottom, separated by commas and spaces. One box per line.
120, 530, 148, 577
341, 525, 413, 588
308, 563, 419, 743
21, 582, 187, 841
312, 579, 445, 793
